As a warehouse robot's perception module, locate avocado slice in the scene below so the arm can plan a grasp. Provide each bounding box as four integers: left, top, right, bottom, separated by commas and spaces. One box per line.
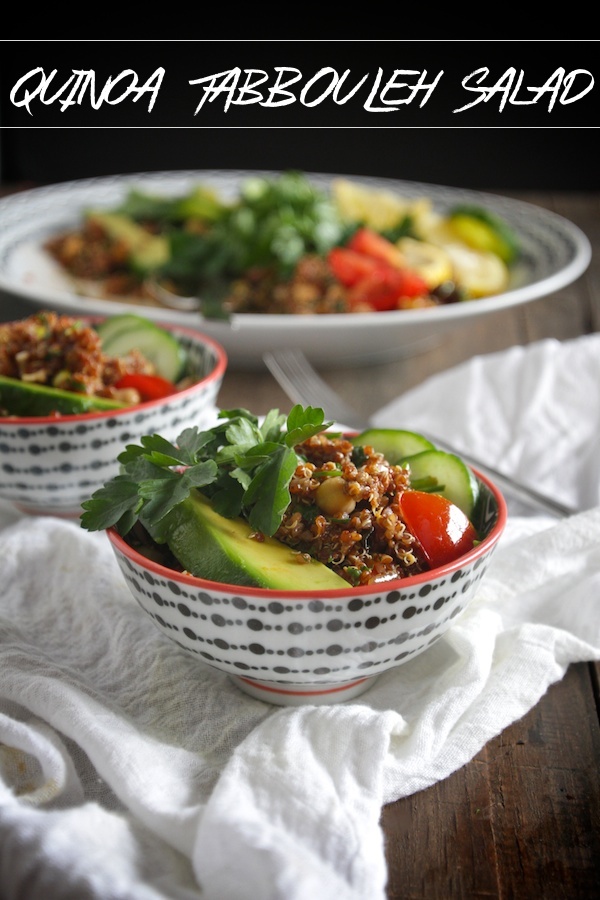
0, 375, 125, 416
87, 210, 169, 275
160, 492, 348, 590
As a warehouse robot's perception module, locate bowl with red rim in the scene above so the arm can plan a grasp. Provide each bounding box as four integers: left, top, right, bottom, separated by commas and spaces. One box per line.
0, 316, 227, 516
106, 468, 507, 706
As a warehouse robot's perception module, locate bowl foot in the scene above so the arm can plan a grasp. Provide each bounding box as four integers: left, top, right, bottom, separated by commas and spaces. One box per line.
13, 501, 82, 519
229, 674, 379, 706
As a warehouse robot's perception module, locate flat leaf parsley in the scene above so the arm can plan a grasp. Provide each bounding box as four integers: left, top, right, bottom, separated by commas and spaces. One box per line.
80, 405, 332, 540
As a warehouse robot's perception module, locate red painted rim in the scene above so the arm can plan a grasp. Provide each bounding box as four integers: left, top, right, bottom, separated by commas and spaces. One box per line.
235, 676, 372, 697
108, 468, 508, 601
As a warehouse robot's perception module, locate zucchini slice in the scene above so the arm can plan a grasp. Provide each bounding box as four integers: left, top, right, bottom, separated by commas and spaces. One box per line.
96, 314, 186, 382
447, 204, 521, 265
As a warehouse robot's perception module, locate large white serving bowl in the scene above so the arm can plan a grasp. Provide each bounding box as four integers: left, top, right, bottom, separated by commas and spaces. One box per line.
0, 170, 591, 369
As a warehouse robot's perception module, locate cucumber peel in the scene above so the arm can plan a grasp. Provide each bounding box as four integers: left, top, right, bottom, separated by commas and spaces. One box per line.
350, 428, 435, 464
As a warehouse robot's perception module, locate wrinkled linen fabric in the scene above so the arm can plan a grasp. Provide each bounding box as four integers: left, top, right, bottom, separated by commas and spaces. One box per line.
1, 334, 599, 900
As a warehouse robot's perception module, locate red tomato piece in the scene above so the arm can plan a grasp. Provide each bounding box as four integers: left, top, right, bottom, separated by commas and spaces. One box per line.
347, 267, 430, 311
347, 227, 406, 268
347, 269, 407, 311
394, 268, 430, 299
327, 246, 384, 287
399, 490, 477, 568
329, 236, 430, 308
115, 373, 176, 402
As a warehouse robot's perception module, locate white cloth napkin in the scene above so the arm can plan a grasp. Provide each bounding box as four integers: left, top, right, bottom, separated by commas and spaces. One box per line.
1, 334, 600, 900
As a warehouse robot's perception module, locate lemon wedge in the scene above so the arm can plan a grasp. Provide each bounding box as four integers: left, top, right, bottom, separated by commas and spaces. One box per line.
442, 243, 510, 298
396, 237, 454, 289
332, 178, 435, 233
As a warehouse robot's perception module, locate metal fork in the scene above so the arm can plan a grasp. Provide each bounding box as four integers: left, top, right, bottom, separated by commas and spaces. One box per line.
263, 348, 575, 519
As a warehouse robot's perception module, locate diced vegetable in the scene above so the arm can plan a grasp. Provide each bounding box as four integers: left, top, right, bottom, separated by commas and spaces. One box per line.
347, 227, 407, 268
114, 373, 176, 402
327, 227, 430, 311
398, 490, 477, 568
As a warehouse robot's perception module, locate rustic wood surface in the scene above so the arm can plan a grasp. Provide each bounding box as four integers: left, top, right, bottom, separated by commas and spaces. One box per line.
1, 185, 598, 898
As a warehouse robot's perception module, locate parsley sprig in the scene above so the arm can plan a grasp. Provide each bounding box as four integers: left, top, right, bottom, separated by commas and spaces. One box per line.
80, 405, 332, 540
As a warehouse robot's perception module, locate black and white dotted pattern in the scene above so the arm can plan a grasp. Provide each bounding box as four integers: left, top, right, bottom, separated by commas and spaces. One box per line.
111, 536, 499, 689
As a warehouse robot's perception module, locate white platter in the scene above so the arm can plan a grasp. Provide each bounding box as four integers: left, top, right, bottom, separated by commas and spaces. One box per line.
0, 169, 591, 369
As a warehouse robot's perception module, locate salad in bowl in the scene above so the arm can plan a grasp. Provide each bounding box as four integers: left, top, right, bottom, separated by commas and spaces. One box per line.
81, 405, 507, 705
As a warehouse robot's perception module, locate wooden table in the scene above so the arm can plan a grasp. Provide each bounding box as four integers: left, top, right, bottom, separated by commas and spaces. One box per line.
1, 186, 599, 898
218, 190, 600, 900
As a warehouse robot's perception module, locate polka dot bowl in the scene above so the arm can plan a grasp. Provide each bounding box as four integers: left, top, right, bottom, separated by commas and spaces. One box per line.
0, 319, 227, 517
107, 470, 507, 706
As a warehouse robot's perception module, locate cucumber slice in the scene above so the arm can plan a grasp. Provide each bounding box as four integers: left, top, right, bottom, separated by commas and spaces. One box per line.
351, 428, 435, 464
94, 313, 144, 346
0, 376, 125, 417
402, 449, 480, 519
96, 314, 186, 382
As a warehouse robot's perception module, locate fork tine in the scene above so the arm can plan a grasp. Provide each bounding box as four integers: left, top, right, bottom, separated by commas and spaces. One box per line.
263, 349, 368, 430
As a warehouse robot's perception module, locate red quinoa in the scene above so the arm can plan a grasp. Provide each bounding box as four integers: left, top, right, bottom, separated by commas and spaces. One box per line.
0, 311, 155, 404
275, 432, 424, 585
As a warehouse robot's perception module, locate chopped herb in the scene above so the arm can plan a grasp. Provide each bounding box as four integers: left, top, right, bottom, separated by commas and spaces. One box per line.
350, 445, 369, 468
80, 404, 332, 540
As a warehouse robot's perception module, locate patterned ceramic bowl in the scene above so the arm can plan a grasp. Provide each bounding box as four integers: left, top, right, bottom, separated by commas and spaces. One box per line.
107, 470, 507, 706
0, 320, 227, 516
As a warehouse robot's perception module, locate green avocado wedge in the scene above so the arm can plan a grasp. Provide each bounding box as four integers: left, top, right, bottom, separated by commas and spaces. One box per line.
0, 375, 126, 417
158, 492, 348, 590
86, 211, 169, 275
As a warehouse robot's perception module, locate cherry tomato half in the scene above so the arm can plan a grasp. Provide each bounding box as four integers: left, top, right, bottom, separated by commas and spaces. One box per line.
399, 490, 477, 569
114, 373, 176, 402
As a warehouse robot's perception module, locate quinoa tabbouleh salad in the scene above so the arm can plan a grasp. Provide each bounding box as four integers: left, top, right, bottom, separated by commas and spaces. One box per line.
44, 171, 522, 318
81, 405, 485, 590
0, 311, 193, 417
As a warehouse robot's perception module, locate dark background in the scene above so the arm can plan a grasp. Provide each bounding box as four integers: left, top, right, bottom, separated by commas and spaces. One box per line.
1, 40, 598, 191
